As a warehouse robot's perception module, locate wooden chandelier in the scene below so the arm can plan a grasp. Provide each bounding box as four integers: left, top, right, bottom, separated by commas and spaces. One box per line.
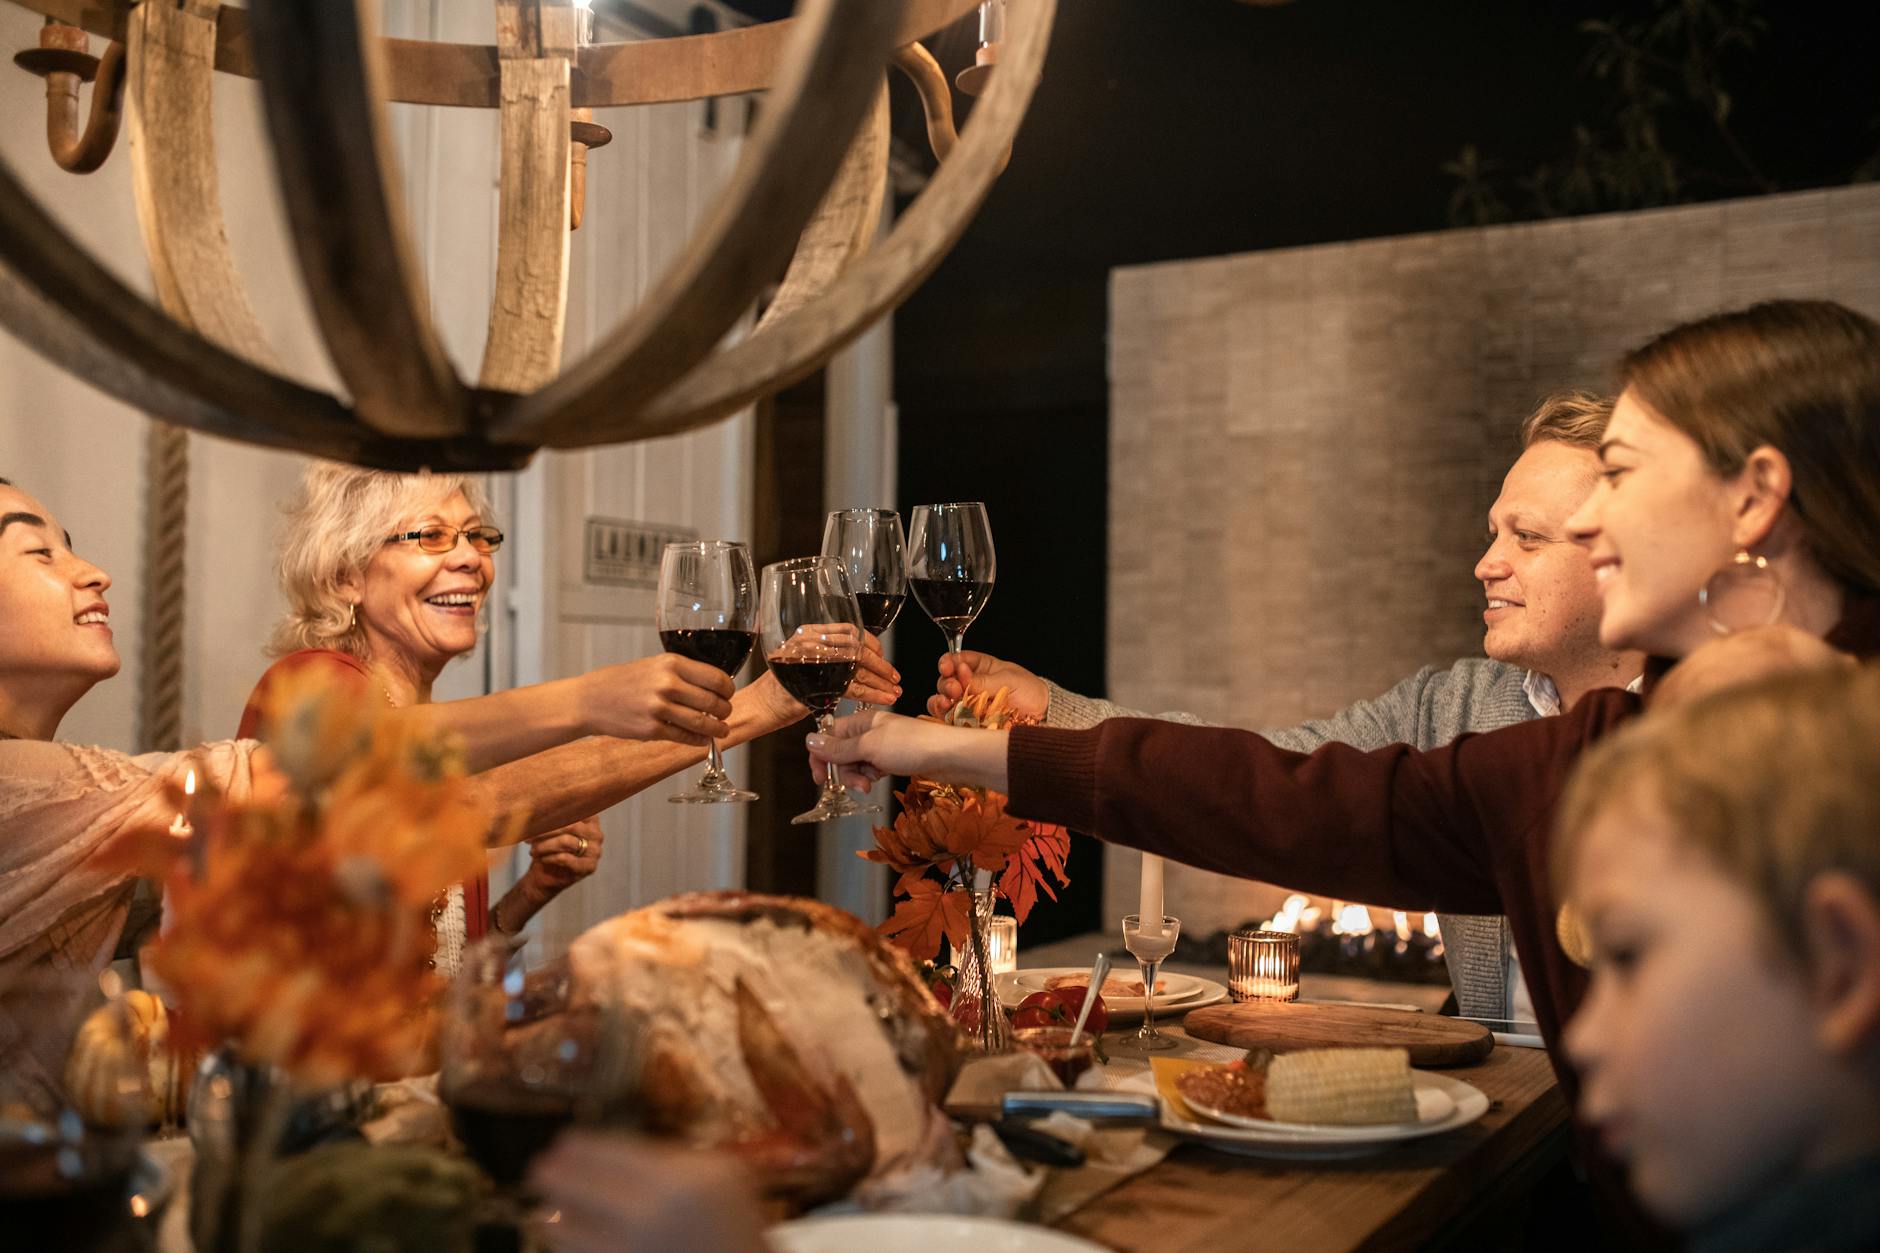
0, 0, 1054, 471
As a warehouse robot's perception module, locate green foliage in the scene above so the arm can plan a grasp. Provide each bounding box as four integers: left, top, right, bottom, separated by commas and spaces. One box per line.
1447, 0, 1873, 227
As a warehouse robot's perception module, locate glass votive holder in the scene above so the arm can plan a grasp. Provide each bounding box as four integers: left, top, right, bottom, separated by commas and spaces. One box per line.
985, 916, 1018, 976
1012, 1026, 1095, 1088
1228, 929, 1300, 1002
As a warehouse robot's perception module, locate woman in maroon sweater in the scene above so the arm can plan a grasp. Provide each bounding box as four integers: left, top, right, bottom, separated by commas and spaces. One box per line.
810, 299, 1880, 1085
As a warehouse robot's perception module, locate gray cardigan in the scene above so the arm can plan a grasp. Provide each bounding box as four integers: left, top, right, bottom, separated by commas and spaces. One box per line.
1043, 658, 1537, 1018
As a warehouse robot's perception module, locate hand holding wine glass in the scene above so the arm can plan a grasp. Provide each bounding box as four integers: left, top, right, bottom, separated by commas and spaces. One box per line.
927, 649, 1049, 719
760, 557, 881, 824
908, 502, 995, 656
657, 541, 758, 804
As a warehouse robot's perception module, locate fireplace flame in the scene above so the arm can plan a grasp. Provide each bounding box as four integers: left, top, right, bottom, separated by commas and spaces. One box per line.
1331, 902, 1373, 936
1260, 892, 1312, 933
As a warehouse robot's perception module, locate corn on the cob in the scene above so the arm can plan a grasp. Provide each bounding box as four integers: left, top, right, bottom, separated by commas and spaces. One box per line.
1265, 1047, 1416, 1126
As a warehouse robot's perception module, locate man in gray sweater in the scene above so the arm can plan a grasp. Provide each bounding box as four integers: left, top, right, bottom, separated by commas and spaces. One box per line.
928, 392, 1645, 1020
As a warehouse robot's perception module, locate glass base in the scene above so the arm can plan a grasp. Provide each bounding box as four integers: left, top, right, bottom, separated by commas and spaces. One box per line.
789, 790, 881, 824
669, 786, 758, 804
1105, 1030, 1179, 1056
669, 765, 757, 805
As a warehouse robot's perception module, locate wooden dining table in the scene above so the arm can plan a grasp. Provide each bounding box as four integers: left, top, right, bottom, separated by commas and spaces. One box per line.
1021, 936, 1572, 1252
1054, 1045, 1567, 1252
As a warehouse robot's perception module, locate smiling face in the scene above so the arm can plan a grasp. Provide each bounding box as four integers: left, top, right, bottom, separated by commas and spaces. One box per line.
345, 491, 493, 681
1472, 440, 1610, 677
1564, 793, 1837, 1229
0, 484, 119, 716
1566, 390, 1745, 658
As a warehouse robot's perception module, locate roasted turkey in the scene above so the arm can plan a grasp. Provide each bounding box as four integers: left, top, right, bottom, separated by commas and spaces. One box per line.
565, 892, 966, 1207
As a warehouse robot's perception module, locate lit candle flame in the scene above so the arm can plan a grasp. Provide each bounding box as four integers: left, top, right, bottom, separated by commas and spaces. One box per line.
169, 767, 198, 839
1422, 913, 1441, 940
1391, 910, 1411, 941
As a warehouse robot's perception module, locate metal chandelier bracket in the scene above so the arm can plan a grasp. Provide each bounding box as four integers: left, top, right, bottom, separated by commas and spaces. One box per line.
0, 0, 1054, 471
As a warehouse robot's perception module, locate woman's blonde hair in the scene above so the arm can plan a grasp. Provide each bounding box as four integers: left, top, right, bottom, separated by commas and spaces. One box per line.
268, 462, 496, 660
1556, 664, 1880, 954
1620, 299, 1880, 596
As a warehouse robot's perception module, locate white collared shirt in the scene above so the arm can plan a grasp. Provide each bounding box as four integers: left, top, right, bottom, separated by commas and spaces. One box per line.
1521, 669, 1645, 718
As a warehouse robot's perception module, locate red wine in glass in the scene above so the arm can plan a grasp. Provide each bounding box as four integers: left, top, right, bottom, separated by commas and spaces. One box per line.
444, 1081, 577, 1188
821, 509, 907, 711
658, 628, 756, 677
765, 656, 859, 717
852, 592, 905, 637
0, 1136, 134, 1250
907, 578, 992, 637
759, 556, 880, 823
657, 542, 759, 804
907, 503, 995, 654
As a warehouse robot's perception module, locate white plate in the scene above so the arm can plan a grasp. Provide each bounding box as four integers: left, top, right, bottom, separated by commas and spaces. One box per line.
768, 1214, 1109, 1253
1183, 1080, 1457, 1137
999, 967, 1206, 1011
1121, 1070, 1489, 1160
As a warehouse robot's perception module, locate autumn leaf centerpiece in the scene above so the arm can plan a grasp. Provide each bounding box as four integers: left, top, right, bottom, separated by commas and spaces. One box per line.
862, 688, 1070, 1050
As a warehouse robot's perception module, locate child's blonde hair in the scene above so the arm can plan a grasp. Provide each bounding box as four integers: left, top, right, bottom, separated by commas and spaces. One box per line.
1556, 664, 1880, 955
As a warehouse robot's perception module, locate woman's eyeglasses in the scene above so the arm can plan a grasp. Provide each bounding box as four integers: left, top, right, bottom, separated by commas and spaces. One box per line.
384, 525, 505, 555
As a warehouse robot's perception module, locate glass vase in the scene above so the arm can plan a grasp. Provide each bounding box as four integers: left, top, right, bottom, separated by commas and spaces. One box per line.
187, 1047, 375, 1253
950, 890, 1012, 1055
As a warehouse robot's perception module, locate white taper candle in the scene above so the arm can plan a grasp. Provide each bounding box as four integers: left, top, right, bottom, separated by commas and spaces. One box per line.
1138, 853, 1165, 937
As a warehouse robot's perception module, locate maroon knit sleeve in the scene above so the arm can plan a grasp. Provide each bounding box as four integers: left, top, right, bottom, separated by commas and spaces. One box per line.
1006, 696, 1638, 916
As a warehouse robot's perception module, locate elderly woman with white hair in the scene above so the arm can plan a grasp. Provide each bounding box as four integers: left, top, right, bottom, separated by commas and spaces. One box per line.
0, 463, 896, 995
239, 462, 901, 971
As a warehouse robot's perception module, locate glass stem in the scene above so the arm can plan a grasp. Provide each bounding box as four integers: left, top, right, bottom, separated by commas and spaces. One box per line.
705, 737, 725, 778
1139, 957, 1162, 1039
817, 713, 845, 801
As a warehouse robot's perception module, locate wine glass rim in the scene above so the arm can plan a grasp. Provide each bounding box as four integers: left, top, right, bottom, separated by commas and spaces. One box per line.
665, 538, 750, 553
763, 554, 843, 573
912, 500, 988, 511
828, 507, 901, 520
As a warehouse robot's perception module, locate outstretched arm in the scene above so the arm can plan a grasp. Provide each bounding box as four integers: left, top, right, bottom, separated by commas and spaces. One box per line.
471, 660, 892, 842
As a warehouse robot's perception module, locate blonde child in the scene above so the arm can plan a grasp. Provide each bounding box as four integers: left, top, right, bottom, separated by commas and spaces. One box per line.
1556, 665, 1880, 1248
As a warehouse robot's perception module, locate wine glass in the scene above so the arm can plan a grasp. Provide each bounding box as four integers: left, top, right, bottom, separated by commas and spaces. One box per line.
759, 556, 880, 824
657, 541, 759, 804
0, 968, 146, 1250
1115, 914, 1183, 1054
907, 502, 995, 655
440, 940, 596, 1241
821, 509, 907, 709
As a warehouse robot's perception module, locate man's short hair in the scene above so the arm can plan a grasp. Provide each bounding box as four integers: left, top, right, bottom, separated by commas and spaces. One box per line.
0, 477, 11, 487
1519, 390, 1614, 452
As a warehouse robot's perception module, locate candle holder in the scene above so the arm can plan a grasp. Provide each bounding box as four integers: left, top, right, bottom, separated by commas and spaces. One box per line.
1229, 929, 1300, 1003
985, 914, 1018, 976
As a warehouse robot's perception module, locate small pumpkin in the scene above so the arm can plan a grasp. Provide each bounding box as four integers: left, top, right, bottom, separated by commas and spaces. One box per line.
63, 990, 194, 1126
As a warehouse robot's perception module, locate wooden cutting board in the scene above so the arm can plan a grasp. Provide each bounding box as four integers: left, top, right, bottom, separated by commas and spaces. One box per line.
1182, 1001, 1493, 1067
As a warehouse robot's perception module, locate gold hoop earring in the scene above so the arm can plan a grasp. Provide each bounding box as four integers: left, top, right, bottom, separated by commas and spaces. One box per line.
1699, 549, 1784, 635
